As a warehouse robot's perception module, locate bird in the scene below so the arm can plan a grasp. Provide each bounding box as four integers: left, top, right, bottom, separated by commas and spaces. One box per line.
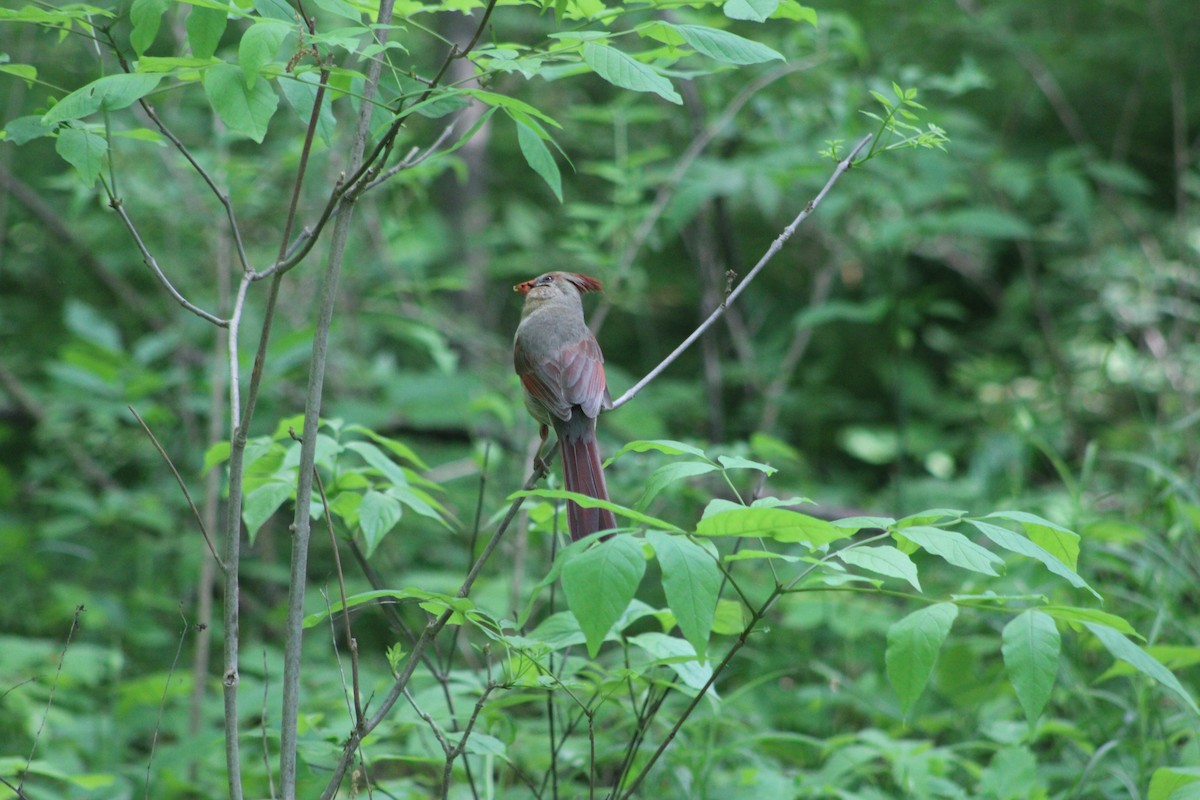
513, 271, 618, 541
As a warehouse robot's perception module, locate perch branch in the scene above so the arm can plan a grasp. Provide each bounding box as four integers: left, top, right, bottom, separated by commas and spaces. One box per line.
609, 133, 873, 410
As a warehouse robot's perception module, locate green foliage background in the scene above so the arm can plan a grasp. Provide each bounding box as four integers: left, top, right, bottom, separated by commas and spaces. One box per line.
1, 0, 1198, 798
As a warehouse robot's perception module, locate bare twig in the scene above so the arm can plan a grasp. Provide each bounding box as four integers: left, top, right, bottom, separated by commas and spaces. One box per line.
260, 650, 277, 800
145, 607, 190, 800
610, 134, 873, 410
129, 406, 226, 571
104, 193, 228, 327
20, 606, 83, 795
279, 2, 400, 794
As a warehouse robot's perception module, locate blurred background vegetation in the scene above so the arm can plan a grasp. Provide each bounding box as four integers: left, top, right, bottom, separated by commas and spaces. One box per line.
1, 0, 1198, 797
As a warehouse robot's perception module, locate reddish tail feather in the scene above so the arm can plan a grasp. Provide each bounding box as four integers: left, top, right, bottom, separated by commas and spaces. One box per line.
555, 413, 616, 541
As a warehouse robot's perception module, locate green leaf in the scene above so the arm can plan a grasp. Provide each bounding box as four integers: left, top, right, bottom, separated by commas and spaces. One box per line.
723, 0, 779, 22
717, 454, 777, 474
343, 424, 430, 470
512, 488, 683, 532
1038, 605, 1140, 638
609, 439, 710, 462
671, 24, 784, 65
460, 88, 561, 129
627, 631, 712, 693
0, 64, 36, 84
636, 461, 718, 511
42, 74, 163, 125
647, 532, 721, 658
968, 519, 1099, 599
187, 5, 228, 59
695, 507, 850, 548
581, 42, 681, 105
1002, 610, 1060, 723
303, 588, 473, 629
202, 62, 278, 142
711, 598, 748, 634
358, 490, 402, 557
1149, 767, 1200, 800
898, 526, 1004, 576
837, 545, 921, 591
3, 115, 54, 145
55, 128, 107, 186
239, 19, 288, 88
279, 73, 336, 146
561, 535, 646, 656
1098, 645, 1200, 683
243, 480, 291, 544
1083, 623, 1200, 714
344, 441, 409, 487
885, 602, 958, 714
130, 0, 169, 55
202, 440, 232, 474
985, 510, 1080, 570
514, 117, 562, 202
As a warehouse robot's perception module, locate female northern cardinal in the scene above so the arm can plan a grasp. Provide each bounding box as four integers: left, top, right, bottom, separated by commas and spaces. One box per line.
513, 272, 617, 541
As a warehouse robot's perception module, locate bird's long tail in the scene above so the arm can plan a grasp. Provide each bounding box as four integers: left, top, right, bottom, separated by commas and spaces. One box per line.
556, 413, 617, 541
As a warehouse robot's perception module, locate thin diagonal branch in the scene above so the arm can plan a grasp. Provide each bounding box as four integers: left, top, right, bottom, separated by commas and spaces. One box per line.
129, 406, 226, 571
609, 134, 873, 410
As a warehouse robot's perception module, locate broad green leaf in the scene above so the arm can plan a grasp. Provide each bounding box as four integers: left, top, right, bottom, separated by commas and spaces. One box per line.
581, 42, 682, 105
358, 490, 402, 556
202, 440, 232, 474
511, 488, 682, 532
711, 598, 748, 634
885, 602, 958, 714
253, 0, 295, 21
717, 454, 777, 474
344, 424, 430, 470
43, 74, 163, 125
647, 531, 721, 658
1083, 623, 1199, 714
723, 0, 779, 22
279, 73, 337, 146
202, 62, 278, 142
55, 128, 107, 186
627, 631, 713, 693
243, 480, 292, 543
695, 507, 849, 548
636, 461, 718, 511
773, 1, 818, 24
187, 5, 228, 59
672, 24, 784, 65
609, 439, 710, 462
723, 549, 802, 563
561, 535, 646, 656
0, 64, 36, 83
897, 508, 968, 527
344, 441, 409, 487
461, 88, 561, 129
1098, 645, 1200, 683
239, 19, 288, 88
968, 519, 1099, 599
1038, 605, 1140, 638
985, 510, 1080, 570
3, 115, 54, 144
527, 611, 586, 650
131, 0, 169, 55
1002, 610, 1060, 723
899, 526, 1004, 576
1149, 767, 1200, 800
303, 588, 473, 628
838, 545, 921, 591
515, 118, 562, 202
